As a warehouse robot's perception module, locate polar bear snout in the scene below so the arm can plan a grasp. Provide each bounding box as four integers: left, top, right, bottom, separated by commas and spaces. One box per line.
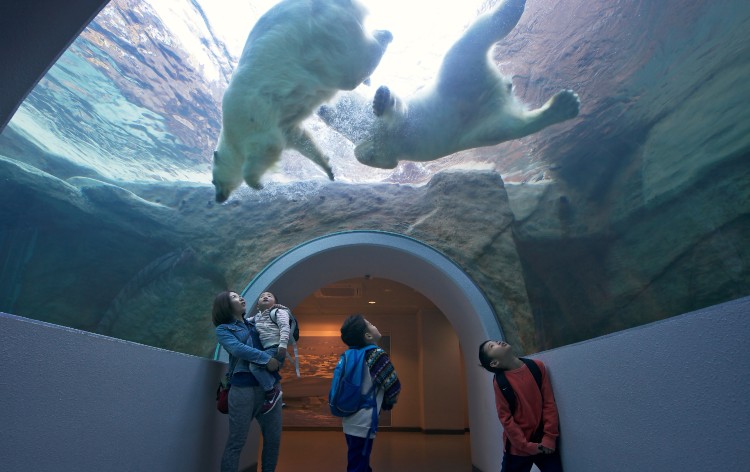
354, 140, 398, 170
213, 177, 239, 203
214, 187, 230, 203
213, 176, 240, 203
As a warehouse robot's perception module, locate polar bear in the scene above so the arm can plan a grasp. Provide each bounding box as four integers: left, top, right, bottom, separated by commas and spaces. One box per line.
212, 0, 392, 202
317, 0, 579, 170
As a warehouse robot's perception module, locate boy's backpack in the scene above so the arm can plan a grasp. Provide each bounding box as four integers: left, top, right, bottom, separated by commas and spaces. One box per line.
328, 344, 378, 417
494, 357, 544, 446
270, 306, 299, 342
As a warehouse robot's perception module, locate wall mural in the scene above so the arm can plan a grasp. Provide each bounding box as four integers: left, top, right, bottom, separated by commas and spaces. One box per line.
281, 335, 343, 428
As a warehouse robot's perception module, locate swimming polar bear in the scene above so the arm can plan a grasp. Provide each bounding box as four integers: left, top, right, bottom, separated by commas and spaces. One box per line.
212, 0, 392, 202
317, 0, 579, 170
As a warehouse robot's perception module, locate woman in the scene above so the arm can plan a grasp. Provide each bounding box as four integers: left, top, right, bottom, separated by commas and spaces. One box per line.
213, 290, 282, 472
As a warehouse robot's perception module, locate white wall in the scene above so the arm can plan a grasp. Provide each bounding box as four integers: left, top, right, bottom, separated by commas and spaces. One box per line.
371, 311, 422, 428
0, 312, 247, 472
418, 308, 467, 431
523, 296, 750, 472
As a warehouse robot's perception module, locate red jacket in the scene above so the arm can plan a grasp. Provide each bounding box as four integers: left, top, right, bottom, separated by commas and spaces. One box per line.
493, 359, 560, 456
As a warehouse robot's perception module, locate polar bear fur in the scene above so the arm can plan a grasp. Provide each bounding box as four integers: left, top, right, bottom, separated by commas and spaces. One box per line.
317, 0, 579, 170
212, 0, 392, 202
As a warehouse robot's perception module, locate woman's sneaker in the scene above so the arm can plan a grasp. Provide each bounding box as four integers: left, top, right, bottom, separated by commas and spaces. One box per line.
261, 386, 282, 415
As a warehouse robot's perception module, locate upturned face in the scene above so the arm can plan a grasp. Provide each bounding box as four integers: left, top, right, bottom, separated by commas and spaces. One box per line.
258, 292, 276, 310
364, 319, 382, 344
482, 340, 513, 368
228, 292, 246, 316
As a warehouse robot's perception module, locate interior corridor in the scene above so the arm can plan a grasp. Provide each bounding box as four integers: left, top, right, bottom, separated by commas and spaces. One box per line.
273, 430, 473, 472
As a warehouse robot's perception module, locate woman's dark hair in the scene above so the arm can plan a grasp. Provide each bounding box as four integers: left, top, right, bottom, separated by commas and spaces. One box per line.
212, 291, 236, 327
478, 340, 496, 372
340, 314, 369, 348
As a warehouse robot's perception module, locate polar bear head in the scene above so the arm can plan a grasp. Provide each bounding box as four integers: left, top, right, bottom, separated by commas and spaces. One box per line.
212, 150, 243, 203
211, 94, 275, 202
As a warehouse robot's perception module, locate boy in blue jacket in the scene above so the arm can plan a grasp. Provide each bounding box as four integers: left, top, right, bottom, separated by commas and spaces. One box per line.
339, 314, 401, 472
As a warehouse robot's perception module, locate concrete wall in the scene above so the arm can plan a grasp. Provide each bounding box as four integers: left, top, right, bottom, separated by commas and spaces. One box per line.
0, 312, 249, 472
524, 296, 750, 472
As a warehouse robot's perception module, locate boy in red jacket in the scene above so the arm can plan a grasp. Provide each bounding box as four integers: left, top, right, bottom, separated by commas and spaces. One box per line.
479, 340, 563, 472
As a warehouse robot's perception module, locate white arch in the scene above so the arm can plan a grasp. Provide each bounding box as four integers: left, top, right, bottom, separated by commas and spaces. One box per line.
241, 230, 504, 471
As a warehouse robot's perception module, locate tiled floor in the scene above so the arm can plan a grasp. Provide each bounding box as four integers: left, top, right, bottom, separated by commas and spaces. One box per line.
275, 430, 473, 471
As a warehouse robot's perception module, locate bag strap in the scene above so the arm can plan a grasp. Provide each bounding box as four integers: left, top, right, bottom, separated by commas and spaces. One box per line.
268, 305, 291, 332
520, 358, 545, 442
520, 357, 543, 390
361, 345, 379, 455
494, 371, 517, 415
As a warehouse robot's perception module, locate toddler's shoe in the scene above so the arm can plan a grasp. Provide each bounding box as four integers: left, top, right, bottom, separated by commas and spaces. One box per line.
261, 385, 282, 415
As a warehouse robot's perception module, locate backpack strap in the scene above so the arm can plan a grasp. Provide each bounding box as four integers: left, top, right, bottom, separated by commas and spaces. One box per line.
520, 357, 542, 390
268, 307, 282, 330
494, 370, 517, 415
361, 345, 379, 456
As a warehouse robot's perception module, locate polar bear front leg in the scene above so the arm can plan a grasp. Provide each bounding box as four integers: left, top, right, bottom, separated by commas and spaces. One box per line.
287, 127, 335, 181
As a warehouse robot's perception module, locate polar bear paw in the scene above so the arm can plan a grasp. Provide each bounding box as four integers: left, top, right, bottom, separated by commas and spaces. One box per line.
373, 85, 395, 117
373, 29, 394, 47
547, 90, 580, 121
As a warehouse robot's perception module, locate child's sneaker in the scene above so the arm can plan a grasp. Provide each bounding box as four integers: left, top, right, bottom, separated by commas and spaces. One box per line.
261, 386, 282, 415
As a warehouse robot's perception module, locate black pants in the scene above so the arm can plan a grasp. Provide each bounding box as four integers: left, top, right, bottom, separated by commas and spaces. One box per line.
501, 450, 563, 472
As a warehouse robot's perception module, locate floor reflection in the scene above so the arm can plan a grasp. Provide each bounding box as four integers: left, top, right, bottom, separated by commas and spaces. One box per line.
274, 430, 472, 471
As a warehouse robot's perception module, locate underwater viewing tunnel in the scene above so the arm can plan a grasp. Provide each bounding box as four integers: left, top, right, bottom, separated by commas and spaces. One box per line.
1, 0, 750, 471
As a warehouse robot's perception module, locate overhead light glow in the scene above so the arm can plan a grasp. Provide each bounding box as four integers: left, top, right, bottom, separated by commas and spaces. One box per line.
196, 0, 486, 96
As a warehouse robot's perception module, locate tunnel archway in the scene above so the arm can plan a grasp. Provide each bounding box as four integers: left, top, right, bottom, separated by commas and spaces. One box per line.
241, 230, 504, 470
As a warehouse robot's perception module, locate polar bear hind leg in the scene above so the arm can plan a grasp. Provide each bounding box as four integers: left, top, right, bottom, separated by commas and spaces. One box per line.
286, 127, 335, 181
506, 89, 580, 140
464, 89, 579, 147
